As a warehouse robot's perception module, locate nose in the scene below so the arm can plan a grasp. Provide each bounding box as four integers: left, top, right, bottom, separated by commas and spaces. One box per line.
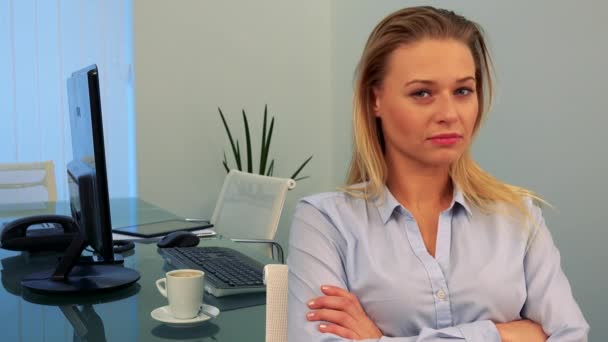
435, 93, 459, 124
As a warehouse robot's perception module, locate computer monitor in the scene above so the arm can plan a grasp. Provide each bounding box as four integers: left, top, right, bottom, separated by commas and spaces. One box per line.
21, 65, 139, 294
65, 64, 114, 262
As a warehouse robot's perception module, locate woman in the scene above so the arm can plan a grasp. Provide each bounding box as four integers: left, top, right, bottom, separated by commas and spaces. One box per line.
287, 6, 588, 342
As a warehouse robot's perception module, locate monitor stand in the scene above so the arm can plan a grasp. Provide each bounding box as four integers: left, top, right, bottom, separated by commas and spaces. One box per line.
21, 234, 140, 294
60, 304, 107, 341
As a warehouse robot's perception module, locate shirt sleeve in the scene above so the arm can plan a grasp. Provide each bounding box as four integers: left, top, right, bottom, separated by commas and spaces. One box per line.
287, 200, 501, 342
520, 203, 590, 341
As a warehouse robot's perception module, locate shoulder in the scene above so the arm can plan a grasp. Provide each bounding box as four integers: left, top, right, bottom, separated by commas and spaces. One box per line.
484, 195, 544, 220
288, 192, 358, 249
300, 191, 359, 207
295, 191, 369, 218
292, 190, 372, 234
523, 196, 544, 219
478, 196, 546, 245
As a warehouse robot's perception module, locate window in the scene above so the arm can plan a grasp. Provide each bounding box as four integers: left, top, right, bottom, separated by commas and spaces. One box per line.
0, 0, 135, 201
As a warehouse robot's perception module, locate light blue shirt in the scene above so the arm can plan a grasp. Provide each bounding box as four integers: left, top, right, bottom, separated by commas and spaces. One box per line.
287, 186, 589, 341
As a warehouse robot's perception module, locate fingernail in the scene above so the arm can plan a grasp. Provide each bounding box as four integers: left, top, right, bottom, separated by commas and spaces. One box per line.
321, 286, 329, 291
319, 324, 327, 330
306, 312, 315, 319
307, 300, 315, 307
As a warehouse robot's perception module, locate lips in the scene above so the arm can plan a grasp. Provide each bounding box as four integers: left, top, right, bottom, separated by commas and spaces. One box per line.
428, 133, 462, 146
429, 133, 461, 139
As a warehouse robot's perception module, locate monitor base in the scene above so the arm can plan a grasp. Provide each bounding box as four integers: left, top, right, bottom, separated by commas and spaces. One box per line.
21, 264, 140, 294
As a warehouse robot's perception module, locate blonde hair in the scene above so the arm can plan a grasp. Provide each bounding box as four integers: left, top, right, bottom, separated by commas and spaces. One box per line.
344, 6, 545, 217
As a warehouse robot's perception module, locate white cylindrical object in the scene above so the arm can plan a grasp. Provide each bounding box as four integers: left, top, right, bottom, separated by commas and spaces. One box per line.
264, 264, 288, 342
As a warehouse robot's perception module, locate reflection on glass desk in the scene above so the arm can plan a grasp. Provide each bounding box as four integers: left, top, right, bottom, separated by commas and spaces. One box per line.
0, 198, 182, 228
0, 198, 267, 341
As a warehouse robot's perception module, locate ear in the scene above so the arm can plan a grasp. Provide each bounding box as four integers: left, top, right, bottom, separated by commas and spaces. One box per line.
372, 87, 382, 117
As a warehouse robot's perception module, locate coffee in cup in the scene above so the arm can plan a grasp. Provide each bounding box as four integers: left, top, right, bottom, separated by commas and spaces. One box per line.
171, 271, 201, 278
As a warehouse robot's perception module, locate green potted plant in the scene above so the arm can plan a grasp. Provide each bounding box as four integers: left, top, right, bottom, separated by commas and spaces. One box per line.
218, 105, 312, 181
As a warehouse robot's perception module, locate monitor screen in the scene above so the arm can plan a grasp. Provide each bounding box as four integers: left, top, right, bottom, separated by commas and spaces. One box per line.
66, 64, 114, 262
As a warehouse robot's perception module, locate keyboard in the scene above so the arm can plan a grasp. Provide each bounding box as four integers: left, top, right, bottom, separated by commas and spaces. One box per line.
159, 246, 266, 297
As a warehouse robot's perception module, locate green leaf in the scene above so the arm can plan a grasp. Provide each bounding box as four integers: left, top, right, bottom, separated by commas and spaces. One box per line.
242, 109, 253, 173
265, 116, 275, 160
266, 159, 275, 176
222, 151, 230, 173
218, 104, 311, 181
259, 105, 268, 175
235, 140, 242, 171
290, 155, 313, 180
218, 107, 241, 171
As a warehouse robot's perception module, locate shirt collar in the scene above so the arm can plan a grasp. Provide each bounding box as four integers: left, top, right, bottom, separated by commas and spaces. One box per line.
375, 184, 472, 225
452, 186, 473, 217
375, 187, 402, 224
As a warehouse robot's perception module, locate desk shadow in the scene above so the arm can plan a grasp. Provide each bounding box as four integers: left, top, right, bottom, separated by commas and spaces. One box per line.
2, 252, 141, 342
151, 321, 220, 340
1, 251, 60, 296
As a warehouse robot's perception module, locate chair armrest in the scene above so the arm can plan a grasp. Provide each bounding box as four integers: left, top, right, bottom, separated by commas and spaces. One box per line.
231, 238, 285, 264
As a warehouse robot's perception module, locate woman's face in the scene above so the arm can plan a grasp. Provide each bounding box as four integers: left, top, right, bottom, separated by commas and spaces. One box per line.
373, 39, 478, 170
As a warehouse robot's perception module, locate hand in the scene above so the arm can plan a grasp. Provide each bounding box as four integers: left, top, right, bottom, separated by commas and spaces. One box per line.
495, 319, 548, 342
306, 285, 383, 340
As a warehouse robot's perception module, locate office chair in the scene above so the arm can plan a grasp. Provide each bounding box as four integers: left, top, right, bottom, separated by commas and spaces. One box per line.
211, 170, 295, 263
0, 161, 57, 205
264, 264, 288, 342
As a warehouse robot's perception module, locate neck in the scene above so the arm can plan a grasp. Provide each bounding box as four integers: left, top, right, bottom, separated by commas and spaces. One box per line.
386, 157, 453, 213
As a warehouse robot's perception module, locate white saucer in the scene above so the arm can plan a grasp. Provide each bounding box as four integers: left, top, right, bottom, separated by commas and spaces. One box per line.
151, 304, 220, 328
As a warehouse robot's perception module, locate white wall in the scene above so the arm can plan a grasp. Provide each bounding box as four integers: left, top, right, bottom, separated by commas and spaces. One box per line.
331, 1, 608, 339
133, 0, 333, 249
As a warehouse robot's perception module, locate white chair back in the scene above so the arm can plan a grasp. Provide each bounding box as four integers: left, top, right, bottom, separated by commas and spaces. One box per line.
0, 161, 57, 206
211, 170, 295, 258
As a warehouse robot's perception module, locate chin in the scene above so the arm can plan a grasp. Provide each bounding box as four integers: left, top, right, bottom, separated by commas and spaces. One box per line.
423, 151, 463, 168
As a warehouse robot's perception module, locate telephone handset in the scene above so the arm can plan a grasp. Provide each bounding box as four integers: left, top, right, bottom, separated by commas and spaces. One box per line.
1, 215, 79, 252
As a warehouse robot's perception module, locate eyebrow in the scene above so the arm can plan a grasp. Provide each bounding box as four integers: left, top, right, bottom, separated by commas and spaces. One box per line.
404, 76, 476, 87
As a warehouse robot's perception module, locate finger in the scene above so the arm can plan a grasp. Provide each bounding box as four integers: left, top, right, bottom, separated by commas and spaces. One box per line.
320, 285, 353, 298
321, 286, 362, 308
307, 309, 358, 331
320, 285, 364, 312
307, 285, 353, 304
308, 295, 350, 310
318, 323, 359, 340
308, 295, 364, 320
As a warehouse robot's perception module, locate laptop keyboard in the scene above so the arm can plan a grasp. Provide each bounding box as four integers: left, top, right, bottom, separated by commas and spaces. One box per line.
160, 246, 266, 297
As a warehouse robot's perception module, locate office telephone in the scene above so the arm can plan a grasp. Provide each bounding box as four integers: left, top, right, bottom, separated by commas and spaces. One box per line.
0, 215, 79, 252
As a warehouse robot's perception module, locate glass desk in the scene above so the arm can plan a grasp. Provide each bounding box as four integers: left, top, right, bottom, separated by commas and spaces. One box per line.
0, 199, 267, 341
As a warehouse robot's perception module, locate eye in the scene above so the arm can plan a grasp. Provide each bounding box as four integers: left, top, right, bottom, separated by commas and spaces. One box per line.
410, 89, 432, 98
455, 87, 474, 96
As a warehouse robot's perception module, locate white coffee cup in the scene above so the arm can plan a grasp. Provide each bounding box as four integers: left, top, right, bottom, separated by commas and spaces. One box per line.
156, 269, 205, 319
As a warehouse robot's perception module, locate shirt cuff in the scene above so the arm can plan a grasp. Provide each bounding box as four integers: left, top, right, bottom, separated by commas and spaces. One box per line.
457, 320, 501, 341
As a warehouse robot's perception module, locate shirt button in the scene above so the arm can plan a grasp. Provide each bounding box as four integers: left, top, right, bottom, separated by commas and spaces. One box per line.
436, 289, 447, 300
